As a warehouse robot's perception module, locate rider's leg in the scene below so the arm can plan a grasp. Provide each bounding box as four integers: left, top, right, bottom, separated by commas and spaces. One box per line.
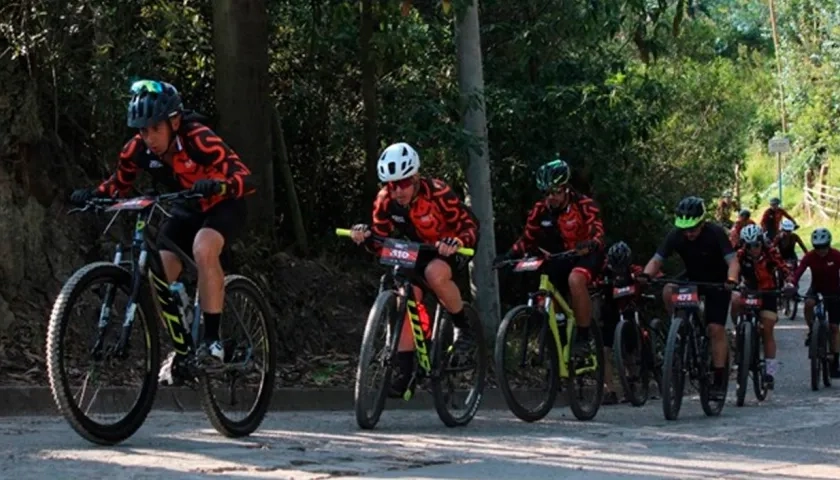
759, 295, 778, 384
425, 258, 475, 352
729, 291, 743, 323
661, 284, 676, 316
826, 301, 840, 375
804, 296, 816, 346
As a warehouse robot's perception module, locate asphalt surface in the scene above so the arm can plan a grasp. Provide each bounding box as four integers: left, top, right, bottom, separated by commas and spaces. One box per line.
2, 271, 839, 479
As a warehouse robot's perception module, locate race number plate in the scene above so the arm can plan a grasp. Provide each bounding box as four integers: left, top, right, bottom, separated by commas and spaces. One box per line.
744, 294, 762, 308
514, 258, 544, 272
379, 238, 420, 268
613, 284, 636, 299
672, 285, 700, 308
106, 197, 154, 212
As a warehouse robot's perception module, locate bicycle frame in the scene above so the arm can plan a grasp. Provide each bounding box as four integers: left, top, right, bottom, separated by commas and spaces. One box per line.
388, 270, 440, 379
530, 275, 578, 379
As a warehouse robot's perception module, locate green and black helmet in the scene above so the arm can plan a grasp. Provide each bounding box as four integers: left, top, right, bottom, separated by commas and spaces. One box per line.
674, 196, 706, 229
127, 79, 183, 129
536, 158, 571, 192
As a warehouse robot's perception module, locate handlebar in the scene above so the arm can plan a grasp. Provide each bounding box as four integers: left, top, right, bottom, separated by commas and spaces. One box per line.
68, 190, 205, 215
335, 228, 475, 257
492, 249, 583, 270
645, 277, 732, 290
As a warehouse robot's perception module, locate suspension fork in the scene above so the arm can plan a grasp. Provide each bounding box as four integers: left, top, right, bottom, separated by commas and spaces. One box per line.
91, 244, 124, 359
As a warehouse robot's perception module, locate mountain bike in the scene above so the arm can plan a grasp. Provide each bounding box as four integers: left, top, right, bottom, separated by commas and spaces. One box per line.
794, 292, 839, 391
336, 228, 487, 429
732, 287, 780, 406
653, 278, 731, 421
599, 277, 665, 407
47, 191, 277, 445
493, 250, 605, 422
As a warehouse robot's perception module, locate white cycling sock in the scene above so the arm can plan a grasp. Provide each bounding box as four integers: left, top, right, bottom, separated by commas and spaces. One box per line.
766, 357, 778, 376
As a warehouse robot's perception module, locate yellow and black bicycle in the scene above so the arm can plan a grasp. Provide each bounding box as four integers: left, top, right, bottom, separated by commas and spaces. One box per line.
493, 250, 605, 422
336, 228, 487, 429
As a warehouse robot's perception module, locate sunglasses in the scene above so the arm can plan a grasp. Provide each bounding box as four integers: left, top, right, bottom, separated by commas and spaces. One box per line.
130, 80, 163, 94
541, 186, 568, 196
746, 241, 762, 249
386, 178, 414, 191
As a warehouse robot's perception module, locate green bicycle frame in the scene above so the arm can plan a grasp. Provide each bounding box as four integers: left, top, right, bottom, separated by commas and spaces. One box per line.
535, 273, 597, 378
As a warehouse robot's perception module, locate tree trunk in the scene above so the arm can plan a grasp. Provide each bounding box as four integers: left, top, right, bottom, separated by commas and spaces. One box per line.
212, 0, 275, 238
271, 107, 308, 254
455, 0, 501, 342
360, 0, 380, 199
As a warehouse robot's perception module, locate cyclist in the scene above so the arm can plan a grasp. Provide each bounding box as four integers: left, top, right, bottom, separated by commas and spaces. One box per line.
716, 189, 739, 228
729, 224, 790, 389
69, 80, 255, 386
639, 196, 738, 400
729, 209, 755, 247
773, 219, 807, 265
494, 158, 605, 356
349, 142, 479, 397
760, 197, 797, 241
599, 241, 643, 404
786, 228, 840, 377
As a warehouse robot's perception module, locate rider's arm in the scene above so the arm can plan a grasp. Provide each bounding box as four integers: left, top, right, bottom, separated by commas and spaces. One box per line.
781, 208, 796, 223
96, 136, 144, 197
184, 124, 256, 198
769, 246, 791, 280
791, 252, 812, 285
431, 179, 478, 248
369, 189, 394, 253
511, 202, 546, 255
714, 223, 739, 281
795, 233, 809, 253
579, 196, 605, 248
644, 229, 678, 276
729, 251, 742, 282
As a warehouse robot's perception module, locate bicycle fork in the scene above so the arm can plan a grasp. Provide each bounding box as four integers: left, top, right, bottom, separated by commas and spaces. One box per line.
401, 296, 435, 400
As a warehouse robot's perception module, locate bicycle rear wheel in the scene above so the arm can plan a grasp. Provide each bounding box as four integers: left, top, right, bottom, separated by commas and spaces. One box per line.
199, 275, 277, 437
810, 321, 825, 391
614, 319, 648, 406
432, 303, 487, 427
494, 305, 559, 422
47, 262, 160, 445
752, 322, 768, 401
354, 290, 400, 429
661, 314, 687, 421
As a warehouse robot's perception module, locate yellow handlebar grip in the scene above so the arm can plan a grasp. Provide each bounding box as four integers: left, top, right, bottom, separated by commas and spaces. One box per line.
335, 228, 352, 237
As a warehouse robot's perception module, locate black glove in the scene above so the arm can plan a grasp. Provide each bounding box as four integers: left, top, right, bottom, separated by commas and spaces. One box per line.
190, 179, 226, 197
70, 187, 100, 205
724, 279, 738, 291
440, 237, 462, 248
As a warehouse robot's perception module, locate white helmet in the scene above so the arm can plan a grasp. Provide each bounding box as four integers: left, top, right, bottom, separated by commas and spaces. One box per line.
740, 224, 763, 244
781, 218, 795, 232
377, 142, 420, 182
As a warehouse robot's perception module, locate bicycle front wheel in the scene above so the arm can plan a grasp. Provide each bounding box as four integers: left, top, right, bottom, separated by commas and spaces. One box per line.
661, 314, 687, 421
47, 262, 160, 445
614, 318, 648, 406
494, 305, 559, 422
354, 290, 399, 429
199, 275, 277, 438
735, 320, 753, 407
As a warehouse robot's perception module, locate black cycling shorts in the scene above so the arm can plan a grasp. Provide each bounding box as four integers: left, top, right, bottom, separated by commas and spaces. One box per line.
544, 250, 603, 295
805, 288, 840, 325
159, 198, 247, 259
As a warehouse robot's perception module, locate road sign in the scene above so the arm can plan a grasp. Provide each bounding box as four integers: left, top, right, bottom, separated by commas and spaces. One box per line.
768, 136, 791, 154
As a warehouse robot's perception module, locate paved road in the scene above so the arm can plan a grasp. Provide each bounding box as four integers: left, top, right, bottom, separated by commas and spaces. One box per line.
2, 272, 839, 479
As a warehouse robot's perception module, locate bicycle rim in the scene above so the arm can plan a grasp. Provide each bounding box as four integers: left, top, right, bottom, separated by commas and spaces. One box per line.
354, 290, 399, 429
494, 305, 559, 422
752, 326, 768, 401
567, 320, 605, 421
47, 262, 160, 445
432, 303, 487, 427
735, 321, 752, 407
614, 319, 648, 407
199, 275, 277, 438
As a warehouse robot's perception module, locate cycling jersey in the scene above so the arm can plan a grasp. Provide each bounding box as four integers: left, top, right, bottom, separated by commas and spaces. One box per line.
654, 222, 735, 282
736, 245, 789, 290
760, 207, 794, 237
370, 177, 479, 249
97, 121, 254, 211
792, 248, 840, 294
773, 232, 807, 260
511, 191, 605, 255
716, 198, 738, 223
729, 219, 756, 246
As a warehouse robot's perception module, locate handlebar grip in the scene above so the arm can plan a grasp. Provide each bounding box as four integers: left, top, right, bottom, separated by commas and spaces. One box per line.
335, 228, 352, 237
457, 247, 475, 257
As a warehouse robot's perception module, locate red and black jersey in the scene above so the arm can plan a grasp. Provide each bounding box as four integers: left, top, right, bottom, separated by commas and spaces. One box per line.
772, 232, 808, 260
511, 192, 604, 255
96, 121, 254, 211
760, 207, 794, 235
370, 177, 479, 249
736, 245, 790, 290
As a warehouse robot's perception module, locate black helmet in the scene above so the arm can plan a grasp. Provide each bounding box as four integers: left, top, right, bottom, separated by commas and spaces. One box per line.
739, 208, 750, 219
536, 159, 571, 192
769, 197, 780, 207
127, 80, 183, 128
607, 241, 632, 270
674, 196, 705, 229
